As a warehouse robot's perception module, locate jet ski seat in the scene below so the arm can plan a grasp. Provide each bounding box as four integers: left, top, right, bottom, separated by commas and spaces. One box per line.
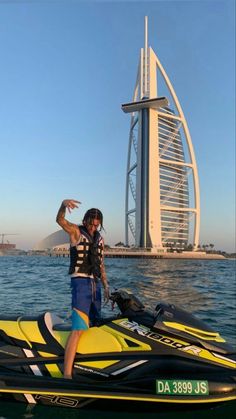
48, 313, 122, 354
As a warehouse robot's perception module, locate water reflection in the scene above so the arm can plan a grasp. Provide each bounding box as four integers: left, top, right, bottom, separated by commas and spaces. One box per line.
107, 259, 218, 311
0, 256, 235, 345
0, 400, 236, 419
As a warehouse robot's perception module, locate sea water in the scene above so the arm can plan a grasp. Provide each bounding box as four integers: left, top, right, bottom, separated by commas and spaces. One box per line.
0, 256, 235, 418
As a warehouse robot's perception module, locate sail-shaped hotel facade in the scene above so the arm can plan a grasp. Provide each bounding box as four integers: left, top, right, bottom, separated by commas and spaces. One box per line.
122, 17, 200, 252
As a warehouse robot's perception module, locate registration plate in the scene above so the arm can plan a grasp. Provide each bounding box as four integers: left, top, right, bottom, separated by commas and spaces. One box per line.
156, 379, 209, 396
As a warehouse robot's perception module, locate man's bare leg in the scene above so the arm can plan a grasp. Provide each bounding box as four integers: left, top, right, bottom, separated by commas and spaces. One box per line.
64, 330, 83, 379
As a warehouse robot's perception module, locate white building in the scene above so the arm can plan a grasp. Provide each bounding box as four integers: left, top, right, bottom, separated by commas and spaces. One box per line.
122, 17, 200, 252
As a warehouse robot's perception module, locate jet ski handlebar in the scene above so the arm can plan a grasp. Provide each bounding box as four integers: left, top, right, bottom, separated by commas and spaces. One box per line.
110, 289, 145, 314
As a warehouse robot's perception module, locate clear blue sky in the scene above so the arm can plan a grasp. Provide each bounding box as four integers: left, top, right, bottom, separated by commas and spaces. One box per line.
0, 0, 235, 252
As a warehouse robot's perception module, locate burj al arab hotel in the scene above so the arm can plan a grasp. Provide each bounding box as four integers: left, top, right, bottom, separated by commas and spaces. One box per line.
122, 17, 200, 252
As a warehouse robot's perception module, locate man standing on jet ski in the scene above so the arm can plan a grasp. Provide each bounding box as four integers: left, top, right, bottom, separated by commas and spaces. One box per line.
56, 199, 110, 379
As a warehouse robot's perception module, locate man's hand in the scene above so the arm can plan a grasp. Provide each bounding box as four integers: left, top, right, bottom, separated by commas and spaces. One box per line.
62, 199, 81, 213
56, 199, 81, 238
103, 286, 110, 305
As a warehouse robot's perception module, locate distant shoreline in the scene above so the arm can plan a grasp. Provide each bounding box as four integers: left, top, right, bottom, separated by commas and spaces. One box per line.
1, 250, 234, 260
104, 251, 226, 260
41, 249, 227, 260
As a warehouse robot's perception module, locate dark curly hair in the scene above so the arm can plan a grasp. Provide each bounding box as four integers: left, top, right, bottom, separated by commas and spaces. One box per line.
83, 208, 104, 230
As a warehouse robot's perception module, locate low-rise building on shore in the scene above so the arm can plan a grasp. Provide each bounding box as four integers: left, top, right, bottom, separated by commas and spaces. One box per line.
46, 246, 225, 260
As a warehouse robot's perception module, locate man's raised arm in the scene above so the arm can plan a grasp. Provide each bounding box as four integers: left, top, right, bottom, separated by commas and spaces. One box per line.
56, 199, 81, 235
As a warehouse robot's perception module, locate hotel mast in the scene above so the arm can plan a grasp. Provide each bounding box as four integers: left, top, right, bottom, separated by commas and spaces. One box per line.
122, 17, 200, 252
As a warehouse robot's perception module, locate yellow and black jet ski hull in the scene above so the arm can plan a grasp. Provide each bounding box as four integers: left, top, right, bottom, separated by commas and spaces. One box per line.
0, 291, 236, 410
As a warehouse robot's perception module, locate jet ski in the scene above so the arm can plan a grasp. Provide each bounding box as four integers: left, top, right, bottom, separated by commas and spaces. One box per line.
0, 289, 235, 410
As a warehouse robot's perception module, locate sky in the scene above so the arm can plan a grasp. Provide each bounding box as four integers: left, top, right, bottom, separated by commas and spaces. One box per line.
0, 0, 235, 252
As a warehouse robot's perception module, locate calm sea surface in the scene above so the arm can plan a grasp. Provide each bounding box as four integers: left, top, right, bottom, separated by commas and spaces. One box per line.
0, 256, 235, 418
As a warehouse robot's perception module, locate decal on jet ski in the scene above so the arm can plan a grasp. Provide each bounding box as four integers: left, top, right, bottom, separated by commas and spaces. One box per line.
74, 365, 109, 377
34, 394, 80, 408
23, 349, 43, 376
111, 360, 148, 376
118, 319, 202, 354
181, 346, 202, 355
24, 393, 37, 404
212, 352, 236, 364
0, 349, 20, 357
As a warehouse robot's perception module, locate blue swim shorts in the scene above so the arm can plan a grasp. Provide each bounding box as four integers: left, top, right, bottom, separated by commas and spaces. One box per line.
70, 277, 101, 331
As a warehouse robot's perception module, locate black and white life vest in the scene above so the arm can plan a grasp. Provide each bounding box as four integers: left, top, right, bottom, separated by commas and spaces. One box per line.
69, 225, 104, 278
